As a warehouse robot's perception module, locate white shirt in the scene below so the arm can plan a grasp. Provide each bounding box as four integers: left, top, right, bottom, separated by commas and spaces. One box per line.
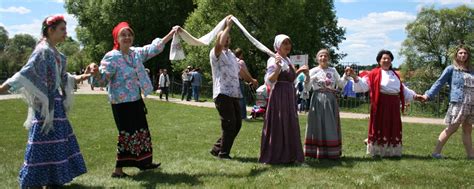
353, 69, 416, 102
159, 73, 170, 87
210, 48, 242, 99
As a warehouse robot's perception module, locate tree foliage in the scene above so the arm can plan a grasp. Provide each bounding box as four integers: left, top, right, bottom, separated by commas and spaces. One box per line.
1, 34, 36, 77
175, 0, 346, 82
0, 26, 8, 52
65, 0, 195, 78
400, 5, 473, 79
400, 5, 473, 115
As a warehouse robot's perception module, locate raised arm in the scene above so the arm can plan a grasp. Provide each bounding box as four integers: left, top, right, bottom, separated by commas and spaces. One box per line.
214, 15, 233, 58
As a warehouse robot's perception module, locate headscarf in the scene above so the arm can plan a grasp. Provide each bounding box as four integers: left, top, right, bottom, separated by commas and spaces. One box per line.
272, 34, 291, 71
273, 34, 290, 52
112, 22, 134, 50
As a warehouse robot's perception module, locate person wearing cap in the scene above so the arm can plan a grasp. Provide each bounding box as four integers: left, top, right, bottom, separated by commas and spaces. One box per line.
88, 22, 178, 177
0, 14, 89, 188
259, 34, 308, 164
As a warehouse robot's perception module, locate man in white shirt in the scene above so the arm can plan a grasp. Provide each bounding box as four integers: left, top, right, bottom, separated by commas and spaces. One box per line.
209, 15, 257, 159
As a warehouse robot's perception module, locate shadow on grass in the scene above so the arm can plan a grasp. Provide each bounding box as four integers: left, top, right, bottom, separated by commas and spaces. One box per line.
132, 171, 202, 187
65, 184, 106, 189
233, 156, 259, 163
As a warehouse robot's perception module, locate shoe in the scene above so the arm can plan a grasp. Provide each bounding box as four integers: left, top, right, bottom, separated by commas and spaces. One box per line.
210, 150, 218, 157
111, 172, 131, 178
363, 138, 368, 145
431, 153, 443, 159
218, 154, 232, 159
139, 163, 161, 171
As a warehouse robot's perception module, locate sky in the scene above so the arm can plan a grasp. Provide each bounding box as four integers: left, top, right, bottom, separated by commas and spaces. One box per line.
0, 0, 473, 67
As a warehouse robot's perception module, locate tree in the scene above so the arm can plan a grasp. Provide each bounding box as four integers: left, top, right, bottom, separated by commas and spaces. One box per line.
400, 5, 473, 73
399, 5, 473, 116
3, 34, 37, 77
65, 0, 195, 79
176, 0, 345, 83
58, 36, 80, 57
0, 26, 8, 52
0, 26, 9, 79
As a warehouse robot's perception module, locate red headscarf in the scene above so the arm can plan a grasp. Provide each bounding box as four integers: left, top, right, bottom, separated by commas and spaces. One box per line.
112, 22, 134, 50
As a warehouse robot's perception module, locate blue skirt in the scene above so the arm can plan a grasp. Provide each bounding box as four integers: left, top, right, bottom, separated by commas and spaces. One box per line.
19, 91, 86, 187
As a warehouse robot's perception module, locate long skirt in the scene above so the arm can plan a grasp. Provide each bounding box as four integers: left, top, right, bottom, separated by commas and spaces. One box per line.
367, 93, 402, 157
111, 99, 154, 168
304, 91, 342, 159
19, 91, 87, 188
259, 81, 304, 164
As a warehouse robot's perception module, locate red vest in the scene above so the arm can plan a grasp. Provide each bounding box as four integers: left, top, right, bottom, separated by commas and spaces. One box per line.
367, 67, 405, 114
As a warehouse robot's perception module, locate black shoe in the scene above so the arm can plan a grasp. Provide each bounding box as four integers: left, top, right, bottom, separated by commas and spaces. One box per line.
218, 154, 232, 159
210, 150, 219, 157
139, 163, 161, 171
111, 172, 131, 178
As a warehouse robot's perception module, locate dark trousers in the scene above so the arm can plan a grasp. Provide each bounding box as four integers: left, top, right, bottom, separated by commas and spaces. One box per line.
239, 80, 247, 119
160, 87, 169, 100
192, 85, 200, 102
181, 81, 192, 101
211, 94, 242, 156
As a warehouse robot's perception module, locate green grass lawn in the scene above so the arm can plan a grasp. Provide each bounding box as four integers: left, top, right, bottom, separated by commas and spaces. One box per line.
0, 95, 473, 188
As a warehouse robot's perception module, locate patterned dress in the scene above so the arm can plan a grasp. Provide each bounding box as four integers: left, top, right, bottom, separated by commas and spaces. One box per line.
5, 40, 86, 187
97, 38, 165, 168
445, 71, 474, 125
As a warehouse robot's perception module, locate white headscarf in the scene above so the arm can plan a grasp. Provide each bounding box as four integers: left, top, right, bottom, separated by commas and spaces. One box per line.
273, 34, 291, 71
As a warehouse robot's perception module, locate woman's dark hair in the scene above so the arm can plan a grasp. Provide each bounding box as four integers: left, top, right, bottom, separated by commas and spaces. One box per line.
41, 16, 66, 38
376, 49, 394, 69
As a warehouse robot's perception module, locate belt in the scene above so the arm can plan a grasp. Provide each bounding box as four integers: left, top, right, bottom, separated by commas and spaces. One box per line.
381, 92, 399, 96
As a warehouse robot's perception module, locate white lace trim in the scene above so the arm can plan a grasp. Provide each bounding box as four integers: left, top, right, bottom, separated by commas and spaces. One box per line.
5, 74, 54, 133
63, 73, 76, 113
367, 142, 402, 157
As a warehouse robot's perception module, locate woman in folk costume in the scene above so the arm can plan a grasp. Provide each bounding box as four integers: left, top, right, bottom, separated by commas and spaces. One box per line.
346, 50, 422, 157
304, 49, 348, 159
88, 22, 178, 177
0, 15, 88, 188
422, 45, 474, 159
259, 34, 308, 164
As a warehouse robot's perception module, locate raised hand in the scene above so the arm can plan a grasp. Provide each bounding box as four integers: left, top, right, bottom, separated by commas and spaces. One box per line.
298, 65, 309, 73
225, 15, 234, 27
275, 55, 282, 70
172, 25, 181, 33
345, 67, 355, 77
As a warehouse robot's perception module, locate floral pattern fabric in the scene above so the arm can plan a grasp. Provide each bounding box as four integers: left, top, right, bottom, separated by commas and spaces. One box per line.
98, 38, 165, 104
210, 48, 242, 99
118, 129, 152, 156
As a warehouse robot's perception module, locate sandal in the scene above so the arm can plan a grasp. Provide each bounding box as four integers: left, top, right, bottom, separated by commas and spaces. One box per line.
139, 163, 161, 171
111, 172, 130, 178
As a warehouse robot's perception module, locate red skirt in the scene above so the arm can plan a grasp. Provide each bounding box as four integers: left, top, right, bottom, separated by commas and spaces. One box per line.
367, 93, 402, 157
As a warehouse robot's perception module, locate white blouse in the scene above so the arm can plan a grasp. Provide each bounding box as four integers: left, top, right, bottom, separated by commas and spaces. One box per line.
353, 69, 416, 102
306, 66, 348, 91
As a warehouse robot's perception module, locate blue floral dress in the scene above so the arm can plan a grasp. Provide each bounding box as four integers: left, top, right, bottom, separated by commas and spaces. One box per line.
5, 40, 86, 188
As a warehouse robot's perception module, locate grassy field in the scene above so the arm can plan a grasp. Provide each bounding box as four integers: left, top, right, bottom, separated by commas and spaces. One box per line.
0, 95, 473, 188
